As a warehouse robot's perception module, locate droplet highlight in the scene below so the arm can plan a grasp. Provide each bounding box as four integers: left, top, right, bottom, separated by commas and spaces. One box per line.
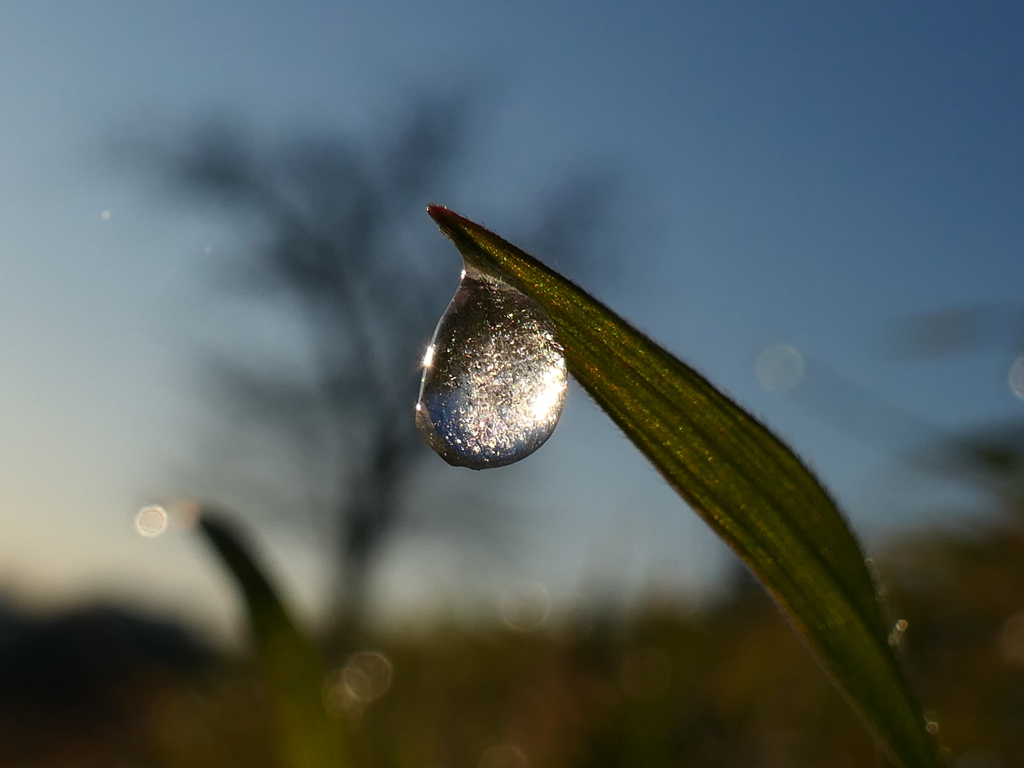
416, 267, 567, 469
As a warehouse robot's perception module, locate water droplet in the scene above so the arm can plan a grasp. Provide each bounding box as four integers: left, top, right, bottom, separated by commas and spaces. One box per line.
416, 266, 567, 469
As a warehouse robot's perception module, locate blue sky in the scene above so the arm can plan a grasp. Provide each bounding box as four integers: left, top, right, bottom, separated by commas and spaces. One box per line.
1, 1, 1022, 640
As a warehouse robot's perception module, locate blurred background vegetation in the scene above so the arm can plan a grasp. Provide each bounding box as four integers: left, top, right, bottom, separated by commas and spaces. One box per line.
2, 3, 1023, 767
6, 484, 1024, 768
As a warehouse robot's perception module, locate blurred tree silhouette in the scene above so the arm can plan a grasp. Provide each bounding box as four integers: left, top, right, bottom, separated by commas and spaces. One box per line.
150, 92, 616, 632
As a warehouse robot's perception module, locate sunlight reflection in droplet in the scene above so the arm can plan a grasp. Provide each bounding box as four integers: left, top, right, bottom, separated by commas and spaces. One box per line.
479, 745, 528, 768
323, 650, 393, 717
1008, 355, 1024, 400
754, 344, 804, 393
134, 505, 169, 538
500, 580, 551, 632
530, 365, 566, 421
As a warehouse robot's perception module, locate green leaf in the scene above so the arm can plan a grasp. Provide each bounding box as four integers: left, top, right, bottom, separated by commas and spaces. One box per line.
427, 205, 939, 768
199, 511, 350, 768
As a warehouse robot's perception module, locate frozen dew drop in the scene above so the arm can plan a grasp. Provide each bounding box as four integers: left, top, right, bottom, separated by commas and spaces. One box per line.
416, 266, 567, 469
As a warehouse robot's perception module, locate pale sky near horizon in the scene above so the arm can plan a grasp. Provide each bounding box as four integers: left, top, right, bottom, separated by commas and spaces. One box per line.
1, 2, 1022, 643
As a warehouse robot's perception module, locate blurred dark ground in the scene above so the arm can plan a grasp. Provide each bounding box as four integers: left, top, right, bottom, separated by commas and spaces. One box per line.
5, 493, 1024, 768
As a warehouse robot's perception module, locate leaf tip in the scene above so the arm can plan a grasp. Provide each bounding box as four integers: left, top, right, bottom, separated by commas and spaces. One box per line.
426, 203, 459, 228
426, 204, 492, 270
427, 204, 479, 243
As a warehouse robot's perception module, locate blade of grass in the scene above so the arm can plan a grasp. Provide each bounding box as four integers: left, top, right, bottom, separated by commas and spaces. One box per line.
199, 511, 350, 768
427, 205, 939, 768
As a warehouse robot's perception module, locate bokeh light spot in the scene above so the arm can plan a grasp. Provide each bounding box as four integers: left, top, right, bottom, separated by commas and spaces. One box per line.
134, 505, 169, 538
1008, 355, 1024, 400
754, 344, 804, 393
499, 580, 551, 632
888, 618, 909, 647
323, 650, 393, 716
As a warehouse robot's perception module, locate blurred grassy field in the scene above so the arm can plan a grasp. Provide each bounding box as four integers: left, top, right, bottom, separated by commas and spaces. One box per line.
3, 504, 1024, 768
